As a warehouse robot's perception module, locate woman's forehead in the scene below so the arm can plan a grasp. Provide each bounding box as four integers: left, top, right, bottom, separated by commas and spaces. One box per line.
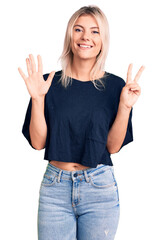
74, 14, 99, 27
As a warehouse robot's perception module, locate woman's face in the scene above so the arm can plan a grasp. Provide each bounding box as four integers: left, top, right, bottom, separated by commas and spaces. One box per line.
71, 14, 102, 61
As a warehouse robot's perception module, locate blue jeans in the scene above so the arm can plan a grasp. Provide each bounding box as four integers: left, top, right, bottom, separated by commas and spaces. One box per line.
38, 163, 120, 240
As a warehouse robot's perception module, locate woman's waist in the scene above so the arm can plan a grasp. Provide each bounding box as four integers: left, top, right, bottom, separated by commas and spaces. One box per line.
49, 160, 92, 171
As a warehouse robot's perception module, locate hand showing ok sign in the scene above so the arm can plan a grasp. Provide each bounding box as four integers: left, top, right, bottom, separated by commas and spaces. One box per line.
120, 64, 145, 109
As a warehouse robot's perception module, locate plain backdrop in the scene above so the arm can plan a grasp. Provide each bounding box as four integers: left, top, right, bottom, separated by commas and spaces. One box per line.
0, 0, 163, 239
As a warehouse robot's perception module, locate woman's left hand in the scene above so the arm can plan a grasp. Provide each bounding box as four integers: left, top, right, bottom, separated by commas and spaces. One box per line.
120, 64, 145, 109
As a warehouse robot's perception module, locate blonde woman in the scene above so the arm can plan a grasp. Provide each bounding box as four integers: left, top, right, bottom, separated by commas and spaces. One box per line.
18, 5, 145, 240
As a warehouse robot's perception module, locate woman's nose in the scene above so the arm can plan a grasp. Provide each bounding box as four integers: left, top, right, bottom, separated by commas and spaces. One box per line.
81, 31, 91, 41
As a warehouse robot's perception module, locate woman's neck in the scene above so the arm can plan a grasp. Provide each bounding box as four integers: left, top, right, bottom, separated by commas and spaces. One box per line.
68, 57, 96, 81
66, 56, 105, 81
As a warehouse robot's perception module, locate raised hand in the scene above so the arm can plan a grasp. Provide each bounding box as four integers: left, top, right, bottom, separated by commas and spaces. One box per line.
120, 63, 145, 109
18, 54, 55, 100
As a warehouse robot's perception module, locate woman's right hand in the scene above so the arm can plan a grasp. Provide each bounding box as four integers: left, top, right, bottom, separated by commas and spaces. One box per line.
18, 54, 55, 100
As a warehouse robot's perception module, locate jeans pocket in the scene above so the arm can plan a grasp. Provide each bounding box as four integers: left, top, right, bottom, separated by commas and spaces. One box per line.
41, 169, 57, 187
89, 168, 116, 189
109, 167, 120, 202
109, 167, 118, 186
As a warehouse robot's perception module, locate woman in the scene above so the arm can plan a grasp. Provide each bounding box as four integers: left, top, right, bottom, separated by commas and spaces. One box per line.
18, 5, 145, 240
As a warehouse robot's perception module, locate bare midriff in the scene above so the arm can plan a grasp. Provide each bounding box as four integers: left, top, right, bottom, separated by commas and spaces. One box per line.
49, 160, 91, 171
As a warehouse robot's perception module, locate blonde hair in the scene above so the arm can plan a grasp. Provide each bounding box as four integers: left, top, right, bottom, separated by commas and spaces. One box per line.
58, 5, 110, 90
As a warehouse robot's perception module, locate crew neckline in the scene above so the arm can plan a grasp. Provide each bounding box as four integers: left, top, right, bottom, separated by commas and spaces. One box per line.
65, 71, 108, 83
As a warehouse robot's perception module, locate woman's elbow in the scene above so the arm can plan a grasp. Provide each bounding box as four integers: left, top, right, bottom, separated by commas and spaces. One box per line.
109, 149, 119, 154
31, 140, 46, 150
106, 144, 120, 154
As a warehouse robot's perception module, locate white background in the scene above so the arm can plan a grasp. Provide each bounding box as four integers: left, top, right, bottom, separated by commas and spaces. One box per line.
0, 0, 163, 239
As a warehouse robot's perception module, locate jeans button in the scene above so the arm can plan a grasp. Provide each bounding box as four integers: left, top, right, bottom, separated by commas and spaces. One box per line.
74, 173, 77, 177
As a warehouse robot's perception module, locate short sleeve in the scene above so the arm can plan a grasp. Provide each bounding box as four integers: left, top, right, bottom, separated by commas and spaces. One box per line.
22, 74, 49, 149
118, 107, 133, 151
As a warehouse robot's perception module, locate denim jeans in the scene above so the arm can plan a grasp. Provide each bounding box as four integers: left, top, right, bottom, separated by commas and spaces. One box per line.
37, 163, 120, 240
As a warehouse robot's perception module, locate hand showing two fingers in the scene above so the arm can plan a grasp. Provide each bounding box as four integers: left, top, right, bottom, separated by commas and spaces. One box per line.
120, 63, 145, 109
18, 54, 55, 100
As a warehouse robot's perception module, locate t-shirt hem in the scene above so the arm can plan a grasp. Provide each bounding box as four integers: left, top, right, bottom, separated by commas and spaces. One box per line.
43, 157, 113, 168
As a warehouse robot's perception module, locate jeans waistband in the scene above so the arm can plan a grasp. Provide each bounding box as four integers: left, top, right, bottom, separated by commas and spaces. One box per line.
46, 162, 113, 183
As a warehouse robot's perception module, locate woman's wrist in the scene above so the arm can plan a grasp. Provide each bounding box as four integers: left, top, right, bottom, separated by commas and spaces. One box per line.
32, 95, 45, 103
118, 102, 132, 114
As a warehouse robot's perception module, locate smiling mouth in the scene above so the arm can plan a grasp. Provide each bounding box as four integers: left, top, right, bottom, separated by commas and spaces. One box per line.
77, 44, 93, 49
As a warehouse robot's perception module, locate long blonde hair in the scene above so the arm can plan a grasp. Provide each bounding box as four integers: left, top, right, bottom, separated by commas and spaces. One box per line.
58, 5, 110, 90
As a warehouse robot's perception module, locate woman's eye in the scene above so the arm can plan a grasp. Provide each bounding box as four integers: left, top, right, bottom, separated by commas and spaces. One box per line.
74, 29, 99, 34
92, 31, 99, 34
75, 28, 82, 32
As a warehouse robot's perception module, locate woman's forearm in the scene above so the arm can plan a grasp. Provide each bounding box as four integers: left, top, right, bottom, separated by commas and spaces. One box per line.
29, 97, 47, 150
106, 102, 132, 154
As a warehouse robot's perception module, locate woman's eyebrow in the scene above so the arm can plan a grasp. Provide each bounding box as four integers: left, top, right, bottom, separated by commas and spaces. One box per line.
74, 24, 99, 29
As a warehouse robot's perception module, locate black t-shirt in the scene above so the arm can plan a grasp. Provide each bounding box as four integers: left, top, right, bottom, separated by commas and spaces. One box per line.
22, 70, 133, 168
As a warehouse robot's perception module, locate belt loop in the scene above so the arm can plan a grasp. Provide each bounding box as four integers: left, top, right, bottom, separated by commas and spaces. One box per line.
84, 170, 90, 183
71, 171, 74, 181
57, 170, 63, 183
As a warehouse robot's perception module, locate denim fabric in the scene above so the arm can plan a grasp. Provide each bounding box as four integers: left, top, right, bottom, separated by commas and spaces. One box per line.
38, 163, 120, 240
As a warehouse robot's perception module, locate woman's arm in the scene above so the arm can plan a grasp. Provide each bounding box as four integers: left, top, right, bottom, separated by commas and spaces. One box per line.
107, 63, 145, 154
29, 97, 47, 150
106, 103, 131, 153
18, 54, 55, 150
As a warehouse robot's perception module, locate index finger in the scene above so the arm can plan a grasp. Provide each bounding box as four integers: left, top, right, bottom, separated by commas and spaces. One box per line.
29, 54, 36, 72
134, 65, 145, 82
126, 63, 133, 84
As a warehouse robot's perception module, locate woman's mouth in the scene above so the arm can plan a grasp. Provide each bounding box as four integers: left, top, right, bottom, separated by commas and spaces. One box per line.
77, 44, 93, 49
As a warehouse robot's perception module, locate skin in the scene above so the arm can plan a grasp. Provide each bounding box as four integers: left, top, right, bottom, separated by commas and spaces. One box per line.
18, 14, 145, 171
66, 14, 105, 81
106, 63, 145, 153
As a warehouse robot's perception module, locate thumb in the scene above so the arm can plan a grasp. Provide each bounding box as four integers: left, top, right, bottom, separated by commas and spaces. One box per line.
47, 71, 56, 86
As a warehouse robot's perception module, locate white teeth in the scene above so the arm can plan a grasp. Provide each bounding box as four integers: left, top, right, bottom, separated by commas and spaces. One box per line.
79, 44, 92, 48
